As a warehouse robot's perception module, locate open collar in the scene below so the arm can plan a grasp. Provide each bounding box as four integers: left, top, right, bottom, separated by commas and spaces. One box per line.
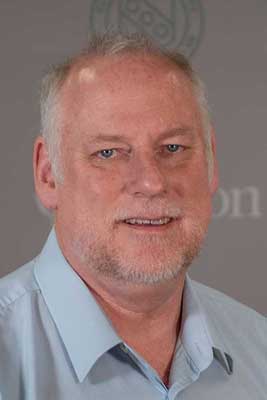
34, 227, 233, 384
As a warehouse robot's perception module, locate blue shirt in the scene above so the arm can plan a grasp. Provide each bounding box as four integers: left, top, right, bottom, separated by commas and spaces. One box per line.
0, 228, 266, 399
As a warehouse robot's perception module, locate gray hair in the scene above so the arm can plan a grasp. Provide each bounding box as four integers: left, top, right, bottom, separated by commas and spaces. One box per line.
40, 33, 213, 183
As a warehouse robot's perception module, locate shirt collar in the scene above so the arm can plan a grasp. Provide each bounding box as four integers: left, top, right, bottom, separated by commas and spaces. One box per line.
180, 276, 233, 375
34, 227, 122, 383
34, 227, 233, 384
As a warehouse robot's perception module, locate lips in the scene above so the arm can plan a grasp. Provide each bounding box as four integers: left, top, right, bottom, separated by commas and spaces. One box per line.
124, 217, 172, 226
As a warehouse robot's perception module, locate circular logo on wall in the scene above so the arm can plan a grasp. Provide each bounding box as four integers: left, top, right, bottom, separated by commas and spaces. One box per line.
89, 0, 204, 57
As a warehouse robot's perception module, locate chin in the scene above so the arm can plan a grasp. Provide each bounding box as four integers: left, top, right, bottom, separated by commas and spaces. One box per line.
113, 250, 192, 284
113, 261, 187, 285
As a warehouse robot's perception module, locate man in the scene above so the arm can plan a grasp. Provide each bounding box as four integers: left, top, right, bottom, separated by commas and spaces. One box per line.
0, 34, 266, 399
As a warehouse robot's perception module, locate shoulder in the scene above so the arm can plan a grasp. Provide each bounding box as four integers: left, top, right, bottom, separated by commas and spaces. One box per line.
191, 279, 267, 350
0, 259, 43, 392
0, 258, 40, 317
191, 279, 266, 321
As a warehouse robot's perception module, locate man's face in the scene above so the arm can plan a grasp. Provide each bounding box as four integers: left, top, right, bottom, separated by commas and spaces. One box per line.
54, 54, 217, 285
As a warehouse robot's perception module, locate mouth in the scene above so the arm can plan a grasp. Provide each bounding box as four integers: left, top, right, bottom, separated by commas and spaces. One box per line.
121, 217, 178, 232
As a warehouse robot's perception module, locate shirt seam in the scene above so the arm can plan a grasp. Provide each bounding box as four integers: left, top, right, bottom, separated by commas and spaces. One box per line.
0, 288, 41, 318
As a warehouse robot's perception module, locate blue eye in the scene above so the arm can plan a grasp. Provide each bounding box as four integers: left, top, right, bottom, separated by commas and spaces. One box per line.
98, 149, 116, 159
166, 144, 182, 152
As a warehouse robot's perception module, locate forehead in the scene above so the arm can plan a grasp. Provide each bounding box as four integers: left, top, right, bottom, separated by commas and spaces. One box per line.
59, 53, 201, 140
64, 52, 193, 98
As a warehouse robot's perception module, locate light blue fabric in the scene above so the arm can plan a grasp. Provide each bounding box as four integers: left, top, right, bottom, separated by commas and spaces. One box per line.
0, 228, 266, 399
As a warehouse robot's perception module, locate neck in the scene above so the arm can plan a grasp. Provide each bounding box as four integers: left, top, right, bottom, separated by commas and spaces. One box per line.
56, 225, 186, 386
75, 265, 186, 386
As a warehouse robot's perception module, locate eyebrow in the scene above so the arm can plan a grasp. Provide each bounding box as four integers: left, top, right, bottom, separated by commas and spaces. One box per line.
156, 127, 194, 140
88, 127, 194, 144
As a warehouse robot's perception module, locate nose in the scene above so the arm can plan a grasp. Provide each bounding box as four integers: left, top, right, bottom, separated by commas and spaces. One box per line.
125, 152, 168, 198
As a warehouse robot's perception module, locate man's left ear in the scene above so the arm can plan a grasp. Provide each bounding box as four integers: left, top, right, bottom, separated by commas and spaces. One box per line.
209, 127, 219, 195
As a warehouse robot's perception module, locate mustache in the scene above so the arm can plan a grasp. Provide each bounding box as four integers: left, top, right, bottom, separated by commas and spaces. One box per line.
113, 204, 184, 222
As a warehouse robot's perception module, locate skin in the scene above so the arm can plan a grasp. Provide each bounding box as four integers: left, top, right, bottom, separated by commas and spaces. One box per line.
34, 53, 218, 387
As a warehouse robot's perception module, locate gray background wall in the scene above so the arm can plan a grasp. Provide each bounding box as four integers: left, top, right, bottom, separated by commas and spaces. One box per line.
0, 0, 266, 315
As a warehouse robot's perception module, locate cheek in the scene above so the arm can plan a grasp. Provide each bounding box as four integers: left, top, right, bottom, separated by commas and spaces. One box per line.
169, 160, 212, 219
80, 169, 122, 198
187, 179, 213, 224
65, 165, 124, 220
170, 159, 210, 195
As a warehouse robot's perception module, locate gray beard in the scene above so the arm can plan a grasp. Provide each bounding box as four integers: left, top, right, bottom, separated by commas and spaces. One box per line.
71, 230, 205, 286
83, 250, 194, 285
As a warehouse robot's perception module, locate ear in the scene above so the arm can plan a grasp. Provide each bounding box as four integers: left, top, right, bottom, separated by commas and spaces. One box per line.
209, 127, 219, 195
33, 136, 58, 210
